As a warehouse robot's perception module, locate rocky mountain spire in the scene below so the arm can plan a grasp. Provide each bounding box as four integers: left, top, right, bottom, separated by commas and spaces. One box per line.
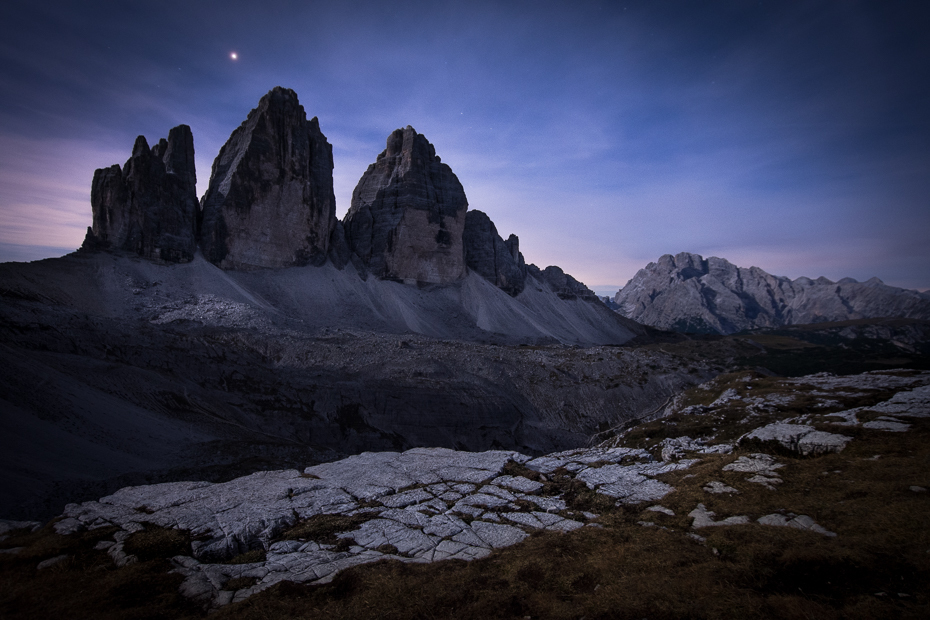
82, 124, 198, 262
463, 210, 526, 296
199, 87, 336, 269
343, 126, 468, 284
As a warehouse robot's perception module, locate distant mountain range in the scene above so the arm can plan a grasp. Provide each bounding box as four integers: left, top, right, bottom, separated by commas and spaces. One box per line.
612, 252, 930, 335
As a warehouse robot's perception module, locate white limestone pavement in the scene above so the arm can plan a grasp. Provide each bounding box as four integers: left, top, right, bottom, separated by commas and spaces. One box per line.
54, 445, 702, 610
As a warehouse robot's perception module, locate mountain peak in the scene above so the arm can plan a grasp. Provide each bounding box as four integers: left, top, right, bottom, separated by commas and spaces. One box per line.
199, 87, 336, 269
343, 127, 467, 284
615, 253, 930, 334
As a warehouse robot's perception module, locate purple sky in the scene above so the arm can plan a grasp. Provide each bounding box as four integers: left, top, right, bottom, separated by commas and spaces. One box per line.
1, 0, 928, 293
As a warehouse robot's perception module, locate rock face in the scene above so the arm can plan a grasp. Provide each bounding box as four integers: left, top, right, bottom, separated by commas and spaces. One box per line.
200, 87, 336, 269
82, 125, 198, 262
343, 126, 468, 284
462, 210, 525, 296
614, 252, 930, 334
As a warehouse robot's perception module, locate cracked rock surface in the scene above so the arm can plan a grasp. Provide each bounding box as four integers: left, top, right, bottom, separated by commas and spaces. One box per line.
55, 445, 698, 609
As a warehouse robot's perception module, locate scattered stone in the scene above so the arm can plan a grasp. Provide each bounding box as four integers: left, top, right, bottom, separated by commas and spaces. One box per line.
646, 505, 675, 516
703, 481, 739, 494
723, 454, 784, 476
37, 555, 69, 570
910, 486, 927, 493
525, 447, 650, 475
741, 423, 852, 455
711, 388, 741, 407
0, 519, 41, 536
0, 547, 23, 555
688, 504, 749, 528
822, 410, 860, 426
863, 418, 911, 432
858, 384, 930, 419
471, 521, 528, 549
491, 475, 544, 494
576, 464, 679, 504
745, 475, 782, 490
757, 513, 836, 536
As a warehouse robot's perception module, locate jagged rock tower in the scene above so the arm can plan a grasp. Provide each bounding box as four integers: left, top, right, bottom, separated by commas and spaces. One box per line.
199, 87, 336, 269
343, 126, 468, 284
82, 125, 198, 262
462, 210, 526, 296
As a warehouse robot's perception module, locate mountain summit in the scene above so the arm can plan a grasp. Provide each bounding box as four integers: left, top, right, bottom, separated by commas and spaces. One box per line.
199, 86, 337, 269
344, 126, 469, 284
82, 125, 198, 263
614, 252, 930, 334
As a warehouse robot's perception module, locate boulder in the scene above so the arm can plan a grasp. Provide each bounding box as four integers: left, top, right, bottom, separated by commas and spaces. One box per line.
199, 87, 336, 269
343, 126, 467, 284
82, 125, 198, 262
740, 423, 852, 455
462, 210, 525, 296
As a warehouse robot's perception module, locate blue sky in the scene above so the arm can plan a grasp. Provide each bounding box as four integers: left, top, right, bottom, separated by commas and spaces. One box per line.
1, 0, 928, 293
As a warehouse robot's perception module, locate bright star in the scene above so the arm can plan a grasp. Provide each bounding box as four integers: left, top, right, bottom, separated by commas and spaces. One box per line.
230, 52, 238, 60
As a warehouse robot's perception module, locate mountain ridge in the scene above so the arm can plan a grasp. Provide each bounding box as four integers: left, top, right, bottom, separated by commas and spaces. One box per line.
614, 251, 930, 334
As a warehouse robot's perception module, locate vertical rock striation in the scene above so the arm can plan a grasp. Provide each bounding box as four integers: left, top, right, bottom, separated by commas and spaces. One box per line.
463, 210, 526, 296
343, 126, 468, 284
83, 125, 198, 262
199, 87, 336, 269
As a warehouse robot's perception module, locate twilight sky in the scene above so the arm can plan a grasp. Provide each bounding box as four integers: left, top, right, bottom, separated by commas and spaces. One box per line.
0, 0, 928, 293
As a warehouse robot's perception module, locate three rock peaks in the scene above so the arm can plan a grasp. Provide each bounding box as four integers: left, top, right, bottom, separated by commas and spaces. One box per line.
83, 86, 560, 296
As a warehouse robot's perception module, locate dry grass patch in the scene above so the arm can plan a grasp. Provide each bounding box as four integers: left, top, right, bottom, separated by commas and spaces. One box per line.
278, 513, 376, 545
0, 523, 204, 620
124, 526, 191, 561
223, 548, 267, 564
207, 419, 928, 618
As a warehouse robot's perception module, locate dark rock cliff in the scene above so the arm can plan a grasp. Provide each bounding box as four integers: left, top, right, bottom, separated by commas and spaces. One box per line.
463, 210, 526, 296
82, 125, 198, 263
199, 87, 336, 269
343, 126, 468, 284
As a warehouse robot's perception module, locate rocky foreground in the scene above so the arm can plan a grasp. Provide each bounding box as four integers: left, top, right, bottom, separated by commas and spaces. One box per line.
4, 368, 925, 614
